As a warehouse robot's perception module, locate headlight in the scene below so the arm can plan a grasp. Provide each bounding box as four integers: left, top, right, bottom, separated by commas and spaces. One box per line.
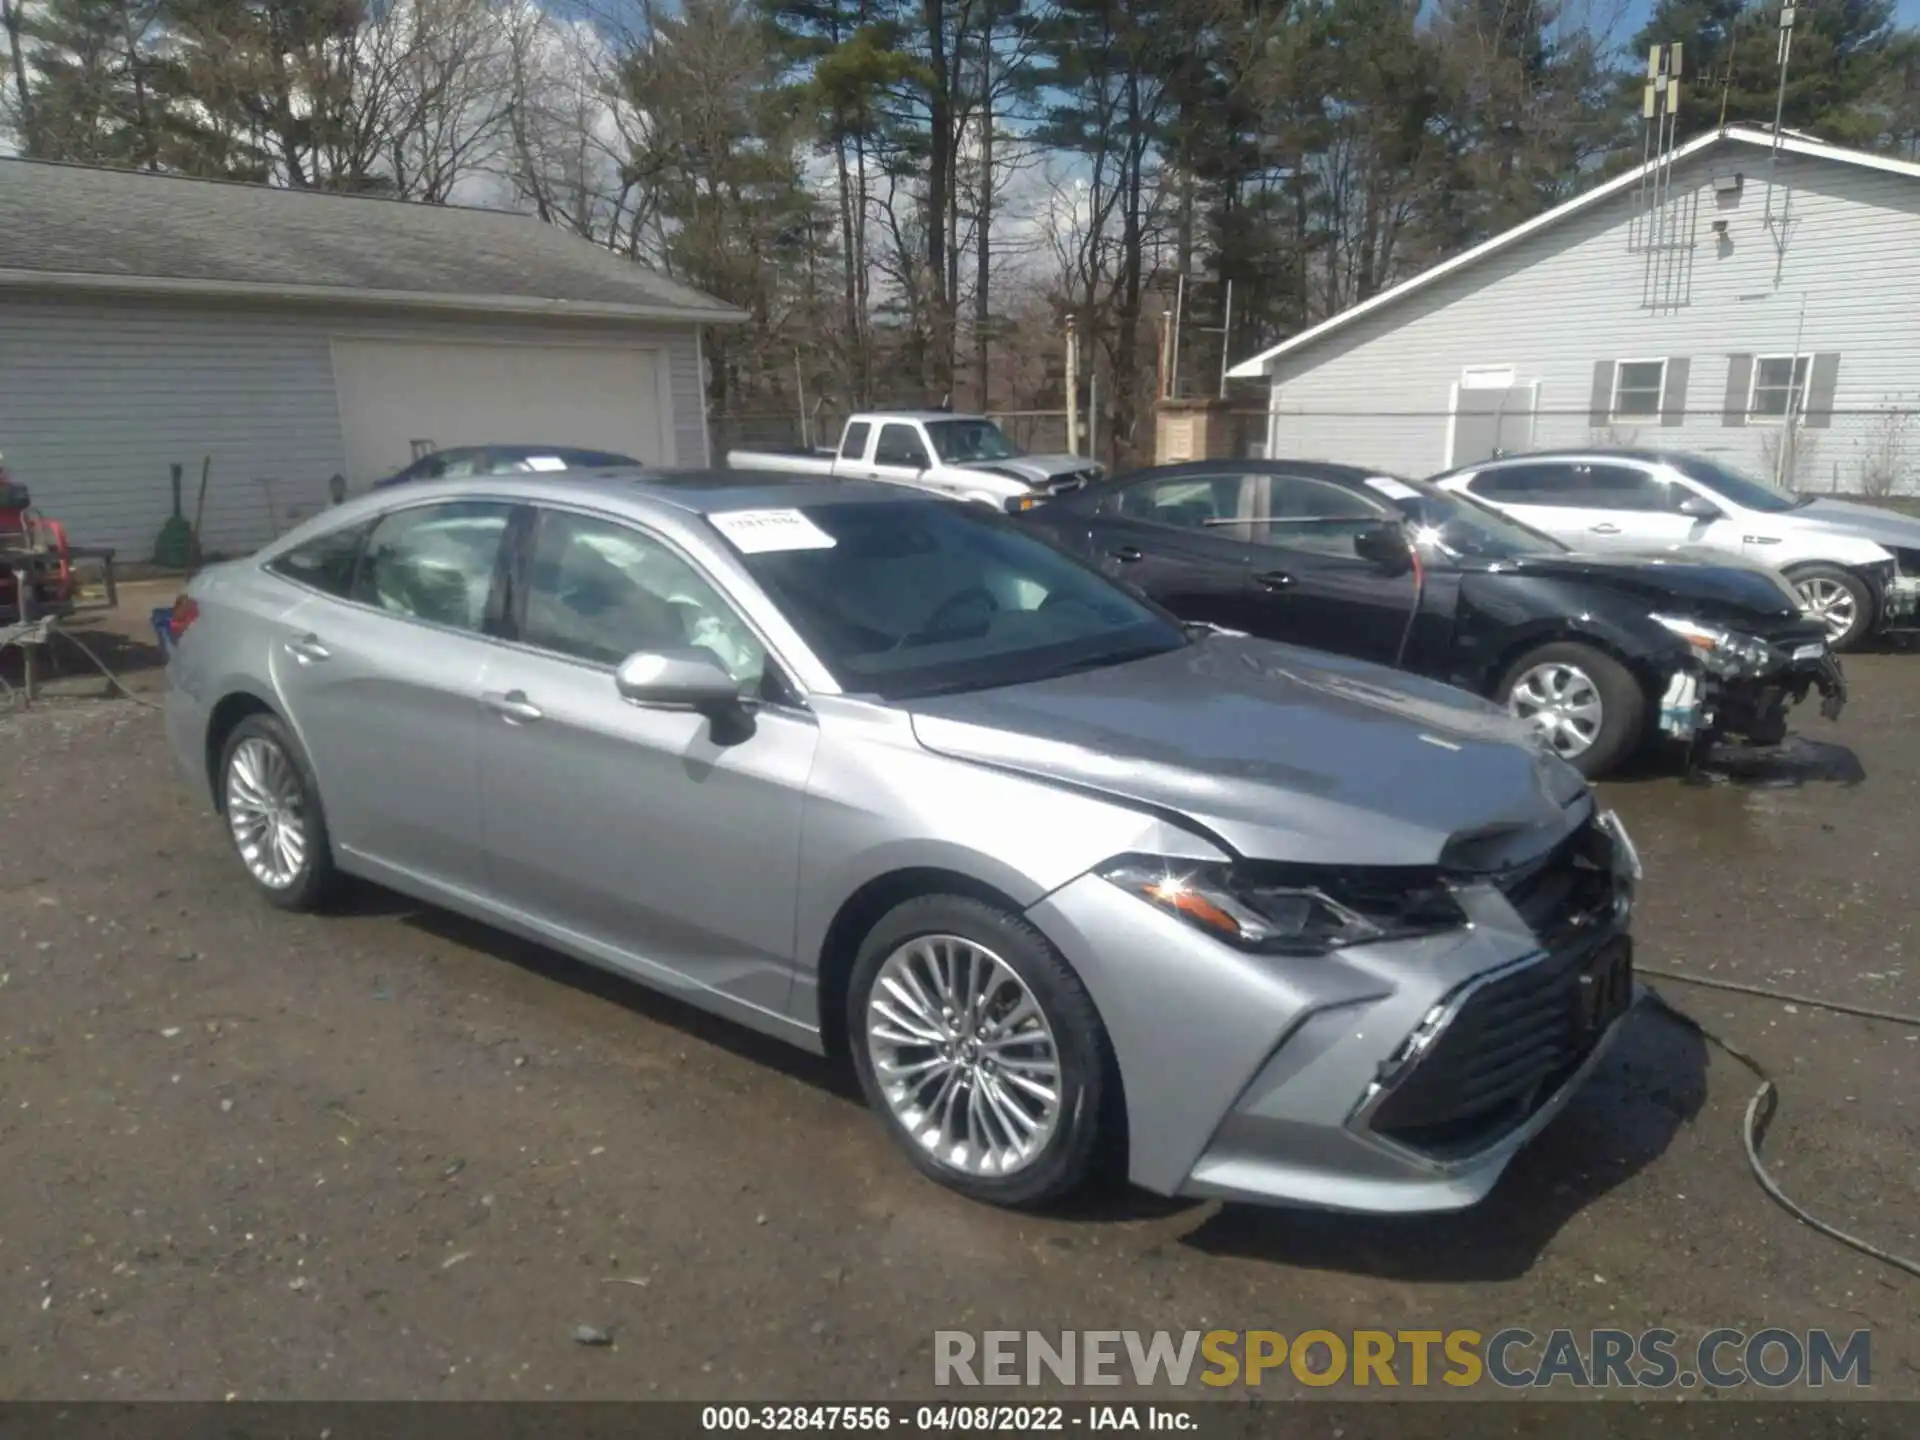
1004, 493, 1042, 513
1650, 613, 1775, 677
1097, 855, 1467, 955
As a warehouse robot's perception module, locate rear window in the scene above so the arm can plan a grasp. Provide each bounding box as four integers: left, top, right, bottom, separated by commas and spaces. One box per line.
840, 423, 871, 460
265, 519, 375, 597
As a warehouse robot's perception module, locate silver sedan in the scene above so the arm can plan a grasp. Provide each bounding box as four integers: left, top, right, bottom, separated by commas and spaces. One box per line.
164, 471, 1642, 1211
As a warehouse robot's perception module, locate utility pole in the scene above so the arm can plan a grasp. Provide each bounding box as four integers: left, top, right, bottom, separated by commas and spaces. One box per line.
1064, 314, 1080, 456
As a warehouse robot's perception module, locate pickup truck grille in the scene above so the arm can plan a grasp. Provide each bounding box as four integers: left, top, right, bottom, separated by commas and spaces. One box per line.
1045, 470, 1100, 495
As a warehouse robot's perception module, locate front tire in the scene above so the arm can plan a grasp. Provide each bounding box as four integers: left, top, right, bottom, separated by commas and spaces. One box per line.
218, 713, 339, 911
1787, 564, 1872, 652
1498, 641, 1647, 779
848, 894, 1112, 1209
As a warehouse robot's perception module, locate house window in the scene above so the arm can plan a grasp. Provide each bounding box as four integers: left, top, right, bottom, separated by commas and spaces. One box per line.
1749, 355, 1811, 420
1610, 359, 1667, 420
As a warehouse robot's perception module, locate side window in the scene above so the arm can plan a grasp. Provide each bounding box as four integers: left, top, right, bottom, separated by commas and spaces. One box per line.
1468, 464, 1579, 506
266, 518, 376, 598
1570, 463, 1682, 513
873, 424, 930, 469
840, 422, 871, 460
351, 501, 514, 633
521, 510, 768, 688
1116, 474, 1252, 532
1257, 474, 1392, 557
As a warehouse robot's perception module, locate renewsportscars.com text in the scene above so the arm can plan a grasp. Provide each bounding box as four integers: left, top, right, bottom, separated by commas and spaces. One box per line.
933, 1328, 1871, 1390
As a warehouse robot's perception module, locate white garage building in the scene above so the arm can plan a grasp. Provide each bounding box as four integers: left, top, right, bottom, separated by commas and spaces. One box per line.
0, 158, 743, 557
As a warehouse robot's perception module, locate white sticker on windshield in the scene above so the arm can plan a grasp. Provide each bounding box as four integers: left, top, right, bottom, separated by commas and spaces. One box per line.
523, 455, 567, 472
709, 508, 837, 553
1363, 475, 1419, 500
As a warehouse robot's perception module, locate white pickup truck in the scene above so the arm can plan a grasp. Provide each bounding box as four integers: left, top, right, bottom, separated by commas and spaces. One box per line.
725, 411, 1105, 512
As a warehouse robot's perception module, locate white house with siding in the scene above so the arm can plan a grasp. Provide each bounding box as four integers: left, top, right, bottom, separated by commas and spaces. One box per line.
0, 159, 744, 557
1227, 126, 1920, 495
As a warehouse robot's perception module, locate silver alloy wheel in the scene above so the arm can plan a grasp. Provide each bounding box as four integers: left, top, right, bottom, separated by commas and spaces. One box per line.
1507, 661, 1605, 759
1795, 576, 1858, 644
864, 934, 1062, 1177
225, 736, 309, 890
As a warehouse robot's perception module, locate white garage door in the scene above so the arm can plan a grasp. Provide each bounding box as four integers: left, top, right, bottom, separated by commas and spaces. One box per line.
331, 337, 671, 486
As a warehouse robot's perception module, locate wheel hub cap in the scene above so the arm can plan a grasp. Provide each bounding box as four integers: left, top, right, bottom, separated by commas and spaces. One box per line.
864, 935, 1061, 1177
1508, 662, 1605, 759
226, 737, 308, 890
1796, 578, 1856, 643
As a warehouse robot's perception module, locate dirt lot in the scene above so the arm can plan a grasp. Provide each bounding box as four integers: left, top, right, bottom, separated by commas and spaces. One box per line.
0, 592, 1916, 1401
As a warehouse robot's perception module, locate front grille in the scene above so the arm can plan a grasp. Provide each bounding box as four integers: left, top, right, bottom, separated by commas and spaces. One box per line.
1046, 471, 1096, 495
1365, 937, 1629, 1157
1363, 816, 1627, 1159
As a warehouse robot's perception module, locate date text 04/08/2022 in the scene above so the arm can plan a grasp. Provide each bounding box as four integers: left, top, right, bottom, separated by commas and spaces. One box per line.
699, 1405, 1195, 1432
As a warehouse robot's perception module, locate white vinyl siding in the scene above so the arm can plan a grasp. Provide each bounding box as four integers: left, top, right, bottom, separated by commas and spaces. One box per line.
1254, 143, 1920, 489
0, 292, 712, 557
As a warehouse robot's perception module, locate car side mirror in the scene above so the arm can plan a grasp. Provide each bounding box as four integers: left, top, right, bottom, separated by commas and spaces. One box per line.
1353, 521, 1414, 576
614, 647, 742, 715
1678, 495, 1722, 520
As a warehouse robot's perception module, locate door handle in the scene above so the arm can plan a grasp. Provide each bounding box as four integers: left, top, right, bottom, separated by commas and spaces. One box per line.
482, 690, 544, 724
1253, 570, 1295, 591
1589, 523, 1621, 535
1108, 546, 1143, 563
284, 634, 330, 664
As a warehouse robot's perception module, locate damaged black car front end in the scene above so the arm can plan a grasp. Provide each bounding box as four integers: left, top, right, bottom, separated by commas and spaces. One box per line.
1647, 610, 1846, 751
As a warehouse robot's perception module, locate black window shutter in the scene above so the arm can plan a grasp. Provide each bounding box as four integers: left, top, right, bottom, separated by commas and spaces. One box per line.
1660, 358, 1690, 427
1803, 353, 1841, 429
1722, 355, 1753, 427
1589, 361, 1614, 426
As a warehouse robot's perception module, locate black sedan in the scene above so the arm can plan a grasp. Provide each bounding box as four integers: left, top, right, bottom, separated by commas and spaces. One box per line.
1019, 459, 1846, 776
371, 444, 640, 489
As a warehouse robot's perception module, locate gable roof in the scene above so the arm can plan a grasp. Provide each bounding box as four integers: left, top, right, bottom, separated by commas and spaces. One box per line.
1227, 125, 1920, 379
0, 158, 746, 325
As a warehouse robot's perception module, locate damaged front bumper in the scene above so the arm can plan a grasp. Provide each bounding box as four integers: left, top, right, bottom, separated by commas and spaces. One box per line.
1657, 632, 1846, 746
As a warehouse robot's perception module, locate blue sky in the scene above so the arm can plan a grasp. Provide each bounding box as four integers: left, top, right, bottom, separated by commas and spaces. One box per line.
1613, 0, 1920, 35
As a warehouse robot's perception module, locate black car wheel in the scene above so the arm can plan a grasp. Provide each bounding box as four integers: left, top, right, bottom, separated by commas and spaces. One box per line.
1786, 564, 1872, 652
848, 894, 1114, 1209
1497, 641, 1646, 778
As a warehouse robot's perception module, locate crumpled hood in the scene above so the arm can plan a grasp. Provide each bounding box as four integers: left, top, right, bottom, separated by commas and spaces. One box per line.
961, 453, 1105, 487
1497, 548, 1805, 619
1791, 497, 1920, 553
906, 636, 1588, 866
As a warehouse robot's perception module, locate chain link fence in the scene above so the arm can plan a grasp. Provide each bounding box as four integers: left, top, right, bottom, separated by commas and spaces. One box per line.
714, 409, 1077, 462
1244, 405, 1920, 499
712, 405, 1920, 502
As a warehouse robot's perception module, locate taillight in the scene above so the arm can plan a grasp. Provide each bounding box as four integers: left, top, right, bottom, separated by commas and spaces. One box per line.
169, 595, 200, 640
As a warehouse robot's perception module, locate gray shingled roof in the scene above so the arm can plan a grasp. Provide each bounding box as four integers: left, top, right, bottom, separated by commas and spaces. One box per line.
0, 158, 744, 322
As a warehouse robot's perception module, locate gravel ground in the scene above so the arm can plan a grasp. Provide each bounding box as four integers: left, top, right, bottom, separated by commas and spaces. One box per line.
0, 605, 1915, 1402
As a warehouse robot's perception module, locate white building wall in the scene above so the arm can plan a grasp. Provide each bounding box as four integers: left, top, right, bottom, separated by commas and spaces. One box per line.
1258, 145, 1920, 492
0, 293, 712, 557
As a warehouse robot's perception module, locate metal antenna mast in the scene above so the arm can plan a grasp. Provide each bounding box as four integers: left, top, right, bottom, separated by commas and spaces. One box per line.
1639, 43, 1682, 306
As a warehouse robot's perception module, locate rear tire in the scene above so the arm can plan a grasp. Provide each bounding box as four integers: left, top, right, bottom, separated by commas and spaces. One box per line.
848, 894, 1112, 1209
1787, 563, 1872, 652
1497, 641, 1646, 779
217, 714, 339, 912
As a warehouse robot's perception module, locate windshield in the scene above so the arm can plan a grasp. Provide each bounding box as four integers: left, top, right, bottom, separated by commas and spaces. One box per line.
712, 500, 1186, 700
1667, 453, 1804, 513
924, 419, 1021, 464
1374, 476, 1568, 559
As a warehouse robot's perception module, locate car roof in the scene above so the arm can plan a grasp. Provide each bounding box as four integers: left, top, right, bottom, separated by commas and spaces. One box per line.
1108, 458, 1396, 485
1433, 448, 1684, 477
390, 467, 928, 514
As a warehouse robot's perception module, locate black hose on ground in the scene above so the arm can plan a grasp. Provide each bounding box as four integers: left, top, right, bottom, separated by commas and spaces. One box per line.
1639, 968, 1920, 1281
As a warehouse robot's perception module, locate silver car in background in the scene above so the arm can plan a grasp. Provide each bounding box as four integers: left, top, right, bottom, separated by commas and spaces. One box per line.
164, 472, 1642, 1212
